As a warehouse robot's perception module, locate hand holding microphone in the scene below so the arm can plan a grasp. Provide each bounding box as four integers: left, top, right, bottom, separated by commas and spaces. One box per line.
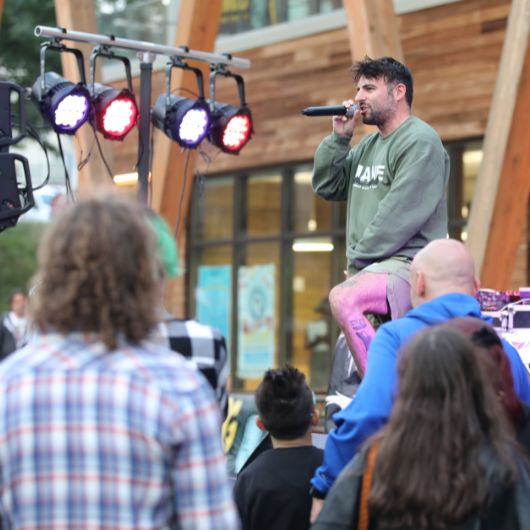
302, 100, 359, 138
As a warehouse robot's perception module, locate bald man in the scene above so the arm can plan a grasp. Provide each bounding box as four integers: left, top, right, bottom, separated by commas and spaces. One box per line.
310, 238, 530, 515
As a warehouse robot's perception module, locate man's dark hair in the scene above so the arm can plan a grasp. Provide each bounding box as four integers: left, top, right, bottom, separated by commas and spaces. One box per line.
255, 365, 314, 440
351, 56, 413, 107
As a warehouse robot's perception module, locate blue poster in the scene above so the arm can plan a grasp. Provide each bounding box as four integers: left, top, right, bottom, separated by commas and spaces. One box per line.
197, 265, 232, 350
238, 264, 275, 378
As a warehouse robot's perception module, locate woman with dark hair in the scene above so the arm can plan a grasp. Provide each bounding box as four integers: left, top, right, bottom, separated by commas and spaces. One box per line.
442, 317, 530, 453
311, 327, 530, 530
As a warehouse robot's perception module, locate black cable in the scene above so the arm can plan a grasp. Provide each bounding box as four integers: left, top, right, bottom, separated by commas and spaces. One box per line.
24, 122, 51, 191
174, 148, 191, 237
90, 121, 114, 181
77, 128, 98, 172
132, 117, 155, 205
56, 132, 75, 202
148, 120, 154, 206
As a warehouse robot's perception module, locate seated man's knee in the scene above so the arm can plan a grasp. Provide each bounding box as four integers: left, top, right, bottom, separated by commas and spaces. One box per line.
330, 274, 389, 319
329, 280, 363, 318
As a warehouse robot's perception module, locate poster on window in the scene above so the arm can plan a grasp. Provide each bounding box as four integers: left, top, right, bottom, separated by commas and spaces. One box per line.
237, 263, 275, 378
197, 265, 232, 351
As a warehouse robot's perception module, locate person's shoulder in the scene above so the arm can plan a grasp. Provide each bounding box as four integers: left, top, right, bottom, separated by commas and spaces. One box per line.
404, 116, 442, 142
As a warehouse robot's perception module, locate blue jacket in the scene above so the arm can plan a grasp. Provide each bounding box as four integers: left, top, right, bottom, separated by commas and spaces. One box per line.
311, 292, 530, 494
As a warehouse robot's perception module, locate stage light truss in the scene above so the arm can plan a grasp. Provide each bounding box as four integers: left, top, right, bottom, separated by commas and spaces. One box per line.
32, 26, 252, 202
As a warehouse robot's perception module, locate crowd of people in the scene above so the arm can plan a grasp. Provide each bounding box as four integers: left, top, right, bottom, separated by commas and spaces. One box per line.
0, 54, 529, 530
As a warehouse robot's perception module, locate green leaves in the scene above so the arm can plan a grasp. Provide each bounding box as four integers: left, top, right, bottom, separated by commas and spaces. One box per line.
0, 0, 61, 88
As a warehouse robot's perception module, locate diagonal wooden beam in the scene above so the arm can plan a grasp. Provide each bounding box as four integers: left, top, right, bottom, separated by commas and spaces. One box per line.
53, 0, 114, 193
466, 0, 530, 289
342, 0, 403, 61
151, 0, 223, 239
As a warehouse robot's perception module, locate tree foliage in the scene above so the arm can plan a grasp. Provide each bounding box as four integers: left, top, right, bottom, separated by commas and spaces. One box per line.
0, 222, 46, 313
0, 0, 61, 88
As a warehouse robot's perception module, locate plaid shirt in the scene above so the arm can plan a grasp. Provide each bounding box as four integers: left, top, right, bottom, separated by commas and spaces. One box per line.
158, 318, 229, 419
0, 332, 239, 530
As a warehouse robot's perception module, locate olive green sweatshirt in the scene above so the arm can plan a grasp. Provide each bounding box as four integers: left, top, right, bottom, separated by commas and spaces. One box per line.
312, 116, 449, 271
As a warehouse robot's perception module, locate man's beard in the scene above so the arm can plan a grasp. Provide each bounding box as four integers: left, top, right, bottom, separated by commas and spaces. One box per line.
362, 106, 392, 127
361, 97, 396, 127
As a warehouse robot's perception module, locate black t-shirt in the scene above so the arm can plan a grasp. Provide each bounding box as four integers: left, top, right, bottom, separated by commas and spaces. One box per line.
233, 445, 323, 530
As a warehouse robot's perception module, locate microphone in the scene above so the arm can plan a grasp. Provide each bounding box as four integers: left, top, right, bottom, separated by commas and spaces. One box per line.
302, 104, 358, 117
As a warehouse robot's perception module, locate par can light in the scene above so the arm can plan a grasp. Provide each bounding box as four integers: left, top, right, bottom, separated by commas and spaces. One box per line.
208, 102, 252, 154
32, 72, 90, 135
152, 94, 211, 148
152, 59, 212, 149
92, 83, 138, 140
208, 65, 253, 155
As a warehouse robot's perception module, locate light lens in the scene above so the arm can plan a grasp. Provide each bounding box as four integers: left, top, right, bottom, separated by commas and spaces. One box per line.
92, 85, 138, 140
101, 97, 138, 138
53, 91, 90, 132
208, 101, 253, 154
178, 107, 210, 146
222, 113, 252, 152
31, 73, 91, 134
152, 95, 211, 148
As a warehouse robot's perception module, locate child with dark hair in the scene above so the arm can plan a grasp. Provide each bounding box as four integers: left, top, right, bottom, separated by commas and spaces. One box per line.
234, 366, 323, 530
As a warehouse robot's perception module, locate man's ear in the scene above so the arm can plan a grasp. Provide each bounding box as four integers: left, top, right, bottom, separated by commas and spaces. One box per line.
393, 82, 407, 103
310, 408, 320, 426
255, 416, 267, 432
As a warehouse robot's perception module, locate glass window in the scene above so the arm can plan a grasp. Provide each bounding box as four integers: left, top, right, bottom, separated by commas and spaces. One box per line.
245, 172, 282, 236
445, 139, 483, 241
193, 176, 234, 241
219, 0, 343, 35
236, 242, 281, 391
291, 238, 334, 391
189, 245, 233, 350
293, 168, 333, 233
189, 166, 346, 395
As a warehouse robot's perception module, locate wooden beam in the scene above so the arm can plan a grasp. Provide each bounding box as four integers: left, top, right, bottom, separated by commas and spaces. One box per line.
342, 0, 403, 61
0, 0, 4, 26
474, 36, 530, 289
53, 0, 114, 194
151, 0, 223, 239
466, 0, 530, 289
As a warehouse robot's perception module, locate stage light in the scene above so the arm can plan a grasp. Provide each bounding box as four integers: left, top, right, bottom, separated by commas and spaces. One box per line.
31, 42, 91, 135
92, 83, 138, 140
152, 60, 211, 148
208, 103, 252, 154
208, 65, 253, 155
89, 46, 138, 141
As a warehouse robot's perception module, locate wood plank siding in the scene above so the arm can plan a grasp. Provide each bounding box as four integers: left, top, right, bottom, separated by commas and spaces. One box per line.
110, 0, 510, 177
106, 0, 528, 293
